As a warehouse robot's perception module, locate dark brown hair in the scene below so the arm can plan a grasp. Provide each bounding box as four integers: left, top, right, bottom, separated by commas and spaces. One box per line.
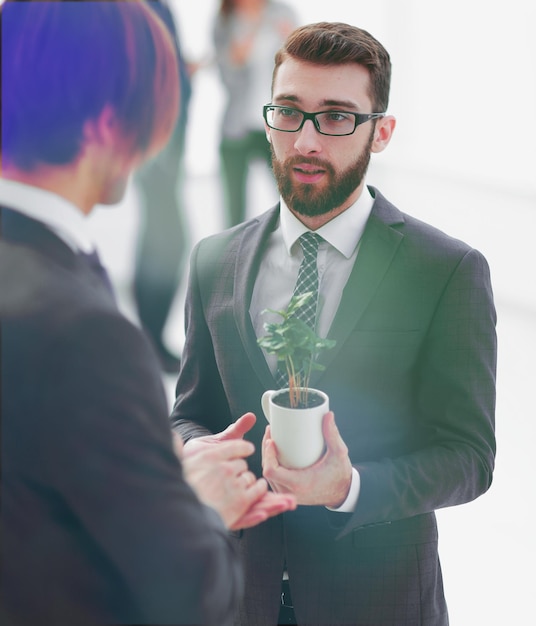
1, 0, 179, 169
272, 22, 391, 112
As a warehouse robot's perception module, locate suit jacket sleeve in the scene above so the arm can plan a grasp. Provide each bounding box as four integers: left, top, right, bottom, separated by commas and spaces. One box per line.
41, 311, 241, 625
347, 245, 497, 532
171, 240, 236, 441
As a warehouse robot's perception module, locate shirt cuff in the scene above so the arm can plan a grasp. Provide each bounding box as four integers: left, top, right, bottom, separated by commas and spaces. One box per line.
326, 467, 361, 513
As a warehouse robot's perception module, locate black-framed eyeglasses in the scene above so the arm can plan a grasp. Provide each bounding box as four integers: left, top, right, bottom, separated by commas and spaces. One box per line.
263, 104, 385, 137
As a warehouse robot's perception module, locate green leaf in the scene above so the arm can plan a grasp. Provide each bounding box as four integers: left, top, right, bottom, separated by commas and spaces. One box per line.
257, 291, 336, 396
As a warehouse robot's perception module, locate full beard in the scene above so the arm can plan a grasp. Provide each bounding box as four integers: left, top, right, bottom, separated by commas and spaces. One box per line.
271, 133, 374, 218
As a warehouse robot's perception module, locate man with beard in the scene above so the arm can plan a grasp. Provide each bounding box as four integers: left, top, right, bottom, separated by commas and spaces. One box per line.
171, 22, 497, 626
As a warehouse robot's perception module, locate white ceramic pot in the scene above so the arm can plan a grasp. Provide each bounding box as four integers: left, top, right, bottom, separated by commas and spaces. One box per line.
261, 388, 328, 469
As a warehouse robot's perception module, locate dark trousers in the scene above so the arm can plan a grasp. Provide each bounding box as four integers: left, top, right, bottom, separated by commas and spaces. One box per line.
133, 121, 188, 357
219, 130, 273, 227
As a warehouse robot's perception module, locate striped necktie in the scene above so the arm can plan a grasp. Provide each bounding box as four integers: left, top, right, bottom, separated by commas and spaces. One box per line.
291, 232, 323, 328
275, 232, 323, 388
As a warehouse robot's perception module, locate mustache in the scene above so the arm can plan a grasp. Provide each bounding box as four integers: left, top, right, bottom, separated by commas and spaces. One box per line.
283, 156, 332, 170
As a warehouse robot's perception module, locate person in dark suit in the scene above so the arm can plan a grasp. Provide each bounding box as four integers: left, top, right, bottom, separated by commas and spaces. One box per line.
0, 2, 295, 625
170, 22, 497, 625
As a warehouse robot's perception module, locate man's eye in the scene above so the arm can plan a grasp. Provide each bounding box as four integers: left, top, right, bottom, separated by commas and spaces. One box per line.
326, 112, 351, 122
279, 108, 299, 118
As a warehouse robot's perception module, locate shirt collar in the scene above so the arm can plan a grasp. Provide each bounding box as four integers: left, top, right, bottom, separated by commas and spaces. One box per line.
279, 184, 375, 258
0, 178, 95, 253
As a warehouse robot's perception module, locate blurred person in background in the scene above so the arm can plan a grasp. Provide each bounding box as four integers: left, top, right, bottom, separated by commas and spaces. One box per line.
0, 2, 295, 625
132, 0, 192, 373
214, 0, 298, 227
170, 21, 497, 625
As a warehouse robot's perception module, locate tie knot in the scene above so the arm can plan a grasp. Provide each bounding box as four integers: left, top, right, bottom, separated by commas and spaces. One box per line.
299, 232, 322, 258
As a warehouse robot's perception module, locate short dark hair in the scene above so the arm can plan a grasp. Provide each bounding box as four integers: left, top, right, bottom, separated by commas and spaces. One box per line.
272, 22, 391, 112
1, 0, 180, 170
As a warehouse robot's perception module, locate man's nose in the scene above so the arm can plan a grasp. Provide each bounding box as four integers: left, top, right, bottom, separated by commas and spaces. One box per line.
293, 119, 322, 155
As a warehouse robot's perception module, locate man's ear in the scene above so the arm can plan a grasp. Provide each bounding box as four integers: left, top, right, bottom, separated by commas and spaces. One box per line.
82, 104, 119, 148
371, 115, 396, 154
264, 121, 272, 143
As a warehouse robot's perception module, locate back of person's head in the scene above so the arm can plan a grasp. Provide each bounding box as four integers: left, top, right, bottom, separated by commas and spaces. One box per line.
219, 0, 267, 16
273, 22, 391, 113
1, 0, 180, 171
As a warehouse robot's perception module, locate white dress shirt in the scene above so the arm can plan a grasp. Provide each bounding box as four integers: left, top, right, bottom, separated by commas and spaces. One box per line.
250, 185, 375, 512
0, 178, 95, 253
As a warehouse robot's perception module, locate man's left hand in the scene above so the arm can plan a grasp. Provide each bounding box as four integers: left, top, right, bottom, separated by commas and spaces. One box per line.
262, 411, 353, 508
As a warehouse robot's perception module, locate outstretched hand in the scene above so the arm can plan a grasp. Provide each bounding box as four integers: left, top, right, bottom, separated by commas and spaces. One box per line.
173, 413, 296, 529
179, 412, 257, 455
228, 489, 296, 531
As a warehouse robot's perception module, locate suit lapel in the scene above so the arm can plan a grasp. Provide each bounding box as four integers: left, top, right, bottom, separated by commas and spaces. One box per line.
234, 207, 280, 389
310, 189, 405, 385
231, 192, 406, 389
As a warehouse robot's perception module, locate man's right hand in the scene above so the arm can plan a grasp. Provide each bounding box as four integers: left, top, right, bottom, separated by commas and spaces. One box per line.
177, 411, 257, 452
174, 413, 296, 530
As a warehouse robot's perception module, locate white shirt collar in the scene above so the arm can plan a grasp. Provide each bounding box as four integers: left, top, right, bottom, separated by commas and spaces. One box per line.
0, 178, 95, 253
279, 184, 375, 258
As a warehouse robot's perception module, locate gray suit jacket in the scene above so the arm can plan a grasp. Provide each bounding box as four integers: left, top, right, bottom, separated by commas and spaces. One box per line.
171, 187, 497, 625
1, 207, 242, 626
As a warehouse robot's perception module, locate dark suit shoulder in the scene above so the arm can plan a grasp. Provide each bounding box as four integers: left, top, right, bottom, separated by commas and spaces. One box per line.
192, 206, 279, 278
0, 240, 62, 316
400, 211, 474, 255
371, 187, 484, 264
0, 239, 116, 321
